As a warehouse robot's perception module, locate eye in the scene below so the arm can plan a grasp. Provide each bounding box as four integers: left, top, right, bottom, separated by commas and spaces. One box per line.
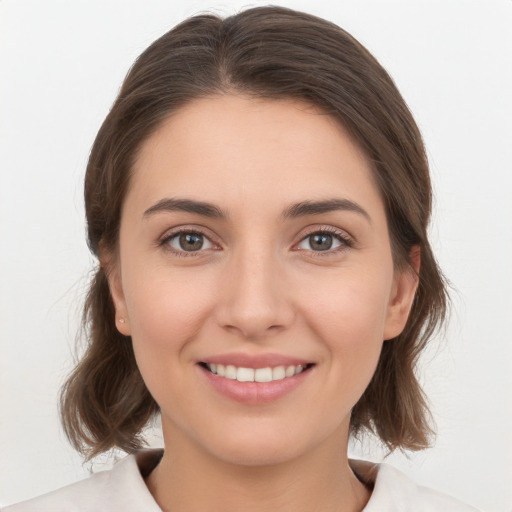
165, 230, 215, 253
296, 229, 352, 253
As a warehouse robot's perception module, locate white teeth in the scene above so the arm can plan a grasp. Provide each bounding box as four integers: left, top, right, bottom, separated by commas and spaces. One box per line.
225, 365, 237, 380
254, 367, 273, 382
206, 363, 308, 382
272, 366, 286, 380
237, 367, 255, 382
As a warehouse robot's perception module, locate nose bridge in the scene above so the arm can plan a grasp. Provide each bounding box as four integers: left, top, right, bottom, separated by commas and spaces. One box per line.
217, 238, 293, 339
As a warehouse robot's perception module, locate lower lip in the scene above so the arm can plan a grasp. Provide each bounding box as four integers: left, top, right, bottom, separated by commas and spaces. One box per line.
199, 365, 312, 404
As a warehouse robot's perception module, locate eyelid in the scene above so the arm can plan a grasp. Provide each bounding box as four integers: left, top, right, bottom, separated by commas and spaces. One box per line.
157, 224, 354, 257
293, 226, 355, 255
159, 226, 221, 256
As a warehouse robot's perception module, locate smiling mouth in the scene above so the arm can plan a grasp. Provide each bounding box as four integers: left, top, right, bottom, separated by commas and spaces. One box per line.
199, 362, 315, 383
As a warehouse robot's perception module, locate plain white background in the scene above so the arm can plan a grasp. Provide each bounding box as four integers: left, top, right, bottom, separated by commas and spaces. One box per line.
1, 0, 511, 510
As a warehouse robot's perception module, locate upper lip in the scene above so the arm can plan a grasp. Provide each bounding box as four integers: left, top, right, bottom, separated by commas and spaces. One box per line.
199, 353, 313, 368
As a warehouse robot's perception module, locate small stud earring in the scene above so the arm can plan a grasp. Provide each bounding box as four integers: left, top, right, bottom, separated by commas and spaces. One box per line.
118, 318, 125, 324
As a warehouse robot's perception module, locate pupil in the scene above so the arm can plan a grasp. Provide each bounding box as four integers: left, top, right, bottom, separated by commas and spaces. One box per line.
311, 234, 332, 251
180, 233, 203, 251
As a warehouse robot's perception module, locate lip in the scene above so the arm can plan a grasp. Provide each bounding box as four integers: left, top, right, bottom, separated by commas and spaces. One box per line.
197, 353, 314, 405
198, 352, 312, 368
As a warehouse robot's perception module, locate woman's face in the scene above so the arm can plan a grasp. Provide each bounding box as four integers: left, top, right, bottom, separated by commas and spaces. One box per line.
109, 95, 418, 466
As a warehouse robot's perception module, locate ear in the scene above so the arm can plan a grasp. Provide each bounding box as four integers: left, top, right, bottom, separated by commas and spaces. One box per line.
101, 252, 132, 337
383, 246, 420, 341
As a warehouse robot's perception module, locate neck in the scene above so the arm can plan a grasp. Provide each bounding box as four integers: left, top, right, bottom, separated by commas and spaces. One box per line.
145, 427, 370, 512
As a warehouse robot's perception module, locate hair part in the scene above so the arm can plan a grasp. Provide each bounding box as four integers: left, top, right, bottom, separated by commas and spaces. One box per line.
60, 6, 448, 460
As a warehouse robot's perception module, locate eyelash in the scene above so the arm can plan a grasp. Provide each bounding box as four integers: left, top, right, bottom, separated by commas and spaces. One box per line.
159, 227, 354, 258
159, 228, 216, 258
297, 227, 354, 257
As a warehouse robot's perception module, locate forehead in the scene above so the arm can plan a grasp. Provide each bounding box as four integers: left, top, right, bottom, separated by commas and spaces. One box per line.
127, 94, 384, 221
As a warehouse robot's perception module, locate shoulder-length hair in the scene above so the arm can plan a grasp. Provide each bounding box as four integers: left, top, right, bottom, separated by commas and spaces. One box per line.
60, 6, 448, 460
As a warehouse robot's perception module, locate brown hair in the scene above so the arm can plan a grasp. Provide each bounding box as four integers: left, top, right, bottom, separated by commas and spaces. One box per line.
60, 6, 448, 460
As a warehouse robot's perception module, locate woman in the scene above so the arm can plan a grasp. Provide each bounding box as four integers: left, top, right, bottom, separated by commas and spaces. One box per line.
4, 6, 480, 511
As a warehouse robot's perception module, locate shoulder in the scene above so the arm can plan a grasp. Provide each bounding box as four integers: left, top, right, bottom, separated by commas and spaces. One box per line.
350, 459, 481, 512
2, 450, 163, 512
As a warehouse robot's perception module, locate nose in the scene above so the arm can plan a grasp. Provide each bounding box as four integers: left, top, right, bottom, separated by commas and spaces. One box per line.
214, 246, 295, 341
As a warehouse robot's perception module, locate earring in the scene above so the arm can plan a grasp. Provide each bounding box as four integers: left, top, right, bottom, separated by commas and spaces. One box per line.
118, 318, 126, 324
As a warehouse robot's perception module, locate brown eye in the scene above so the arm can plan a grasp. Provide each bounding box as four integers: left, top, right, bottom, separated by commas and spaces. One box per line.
309, 233, 334, 251
296, 230, 350, 253
167, 231, 214, 252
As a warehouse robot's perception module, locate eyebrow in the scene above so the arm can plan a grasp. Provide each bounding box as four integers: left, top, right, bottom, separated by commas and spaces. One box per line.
143, 198, 226, 219
143, 197, 371, 223
282, 198, 371, 223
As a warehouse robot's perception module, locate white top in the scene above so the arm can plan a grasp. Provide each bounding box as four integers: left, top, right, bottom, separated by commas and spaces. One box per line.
3, 449, 480, 511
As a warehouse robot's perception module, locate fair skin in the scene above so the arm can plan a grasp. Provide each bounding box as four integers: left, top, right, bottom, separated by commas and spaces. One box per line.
107, 94, 419, 512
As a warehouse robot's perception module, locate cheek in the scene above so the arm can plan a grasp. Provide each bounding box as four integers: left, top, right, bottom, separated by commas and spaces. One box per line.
297, 267, 392, 384
122, 265, 217, 362
301, 266, 391, 335
120, 265, 222, 416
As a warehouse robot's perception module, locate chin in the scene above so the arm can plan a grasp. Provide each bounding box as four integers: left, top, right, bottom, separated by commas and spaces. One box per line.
192, 418, 336, 468
207, 438, 304, 467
